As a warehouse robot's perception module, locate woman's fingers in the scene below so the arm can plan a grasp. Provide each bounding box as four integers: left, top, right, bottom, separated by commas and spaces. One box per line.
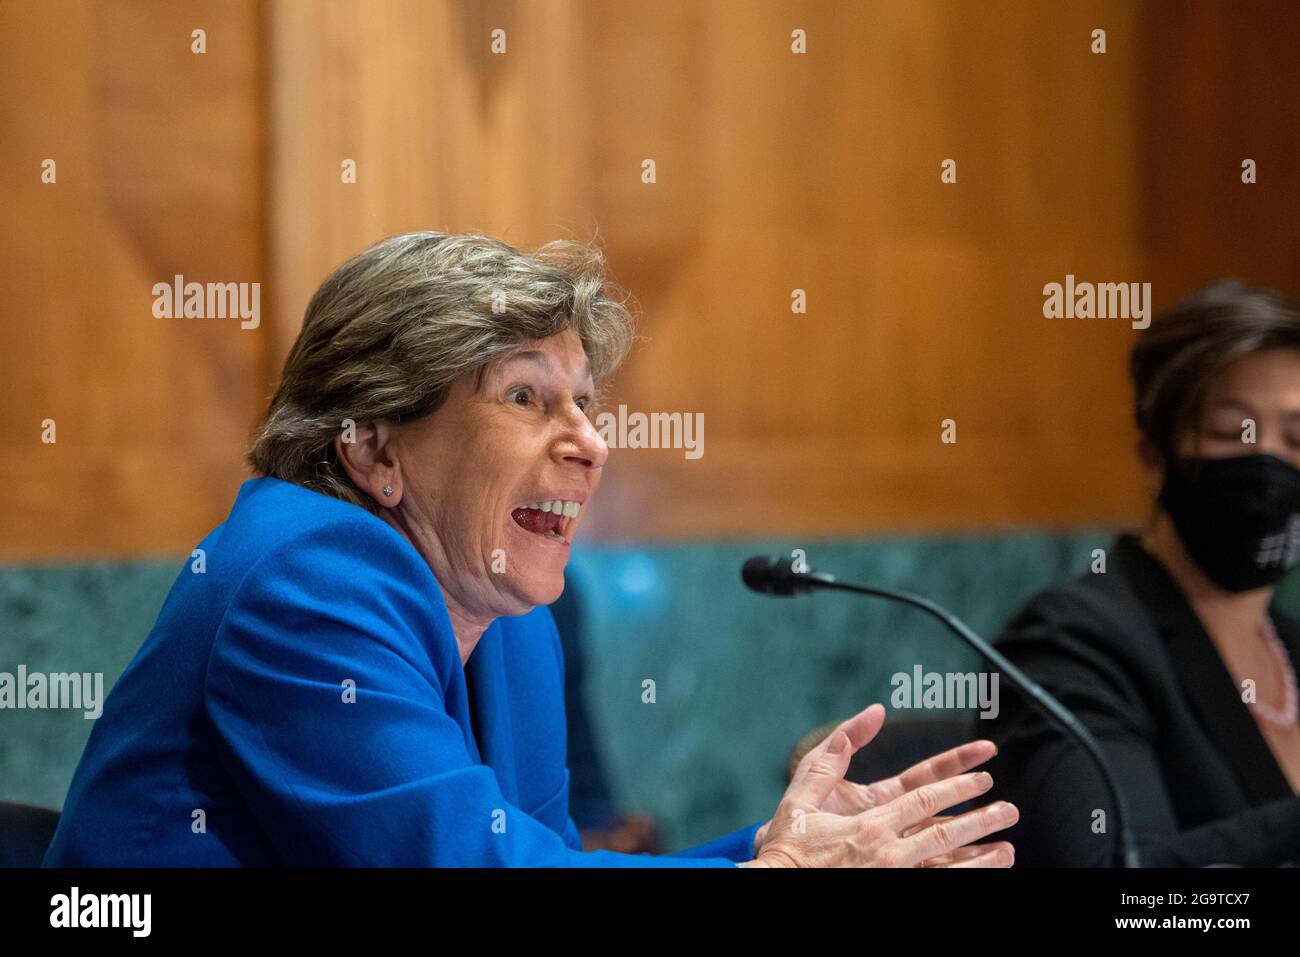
754, 797, 1017, 868
901, 814, 949, 839
919, 843, 989, 865
771, 713, 1018, 869
898, 801, 1019, 865
932, 841, 1015, 868
919, 840, 1015, 866
861, 739, 997, 807
787, 703, 886, 809
896, 740, 997, 792
821, 703, 887, 757
879, 771, 995, 832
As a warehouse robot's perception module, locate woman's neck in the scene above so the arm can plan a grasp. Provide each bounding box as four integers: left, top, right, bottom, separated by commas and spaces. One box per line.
1138, 512, 1273, 644
441, 598, 489, 666
380, 508, 490, 666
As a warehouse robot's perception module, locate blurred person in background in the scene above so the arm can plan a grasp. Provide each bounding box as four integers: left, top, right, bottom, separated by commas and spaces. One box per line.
990, 280, 1300, 866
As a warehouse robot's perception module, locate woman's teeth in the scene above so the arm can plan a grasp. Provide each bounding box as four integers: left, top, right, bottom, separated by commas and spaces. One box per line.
512, 500, 582, 544
522, 500, 582, 518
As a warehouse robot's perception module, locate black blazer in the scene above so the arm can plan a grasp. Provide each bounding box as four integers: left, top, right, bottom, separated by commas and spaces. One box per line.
986, 533, 1300, 867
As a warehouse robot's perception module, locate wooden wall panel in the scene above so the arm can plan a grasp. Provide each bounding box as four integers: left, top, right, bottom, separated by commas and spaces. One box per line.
5, 0, 1298, 559
0, 0, 266, 561
1138, 2, 1300, 304
581, 0, 1148, 538
266, 0, 598, 364
267, 0, 1149, 543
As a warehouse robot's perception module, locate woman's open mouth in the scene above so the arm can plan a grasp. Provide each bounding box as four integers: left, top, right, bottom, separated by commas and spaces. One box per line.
511, 499, 582, 545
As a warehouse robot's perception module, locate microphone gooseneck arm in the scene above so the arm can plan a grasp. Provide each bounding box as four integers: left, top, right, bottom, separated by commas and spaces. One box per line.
744, 555, 1141, 868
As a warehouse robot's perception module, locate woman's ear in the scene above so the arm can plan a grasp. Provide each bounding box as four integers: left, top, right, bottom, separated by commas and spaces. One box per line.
335, 420, 403, 507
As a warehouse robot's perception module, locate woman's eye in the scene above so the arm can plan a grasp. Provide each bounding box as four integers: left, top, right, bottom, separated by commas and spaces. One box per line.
1203, 425, 1246, 444
575, 396, 590, 413
509, 388, 533, 407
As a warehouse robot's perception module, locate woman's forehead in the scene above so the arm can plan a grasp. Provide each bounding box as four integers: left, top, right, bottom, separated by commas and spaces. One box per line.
488, 336, 592, 381
1208, 349, 1300, 403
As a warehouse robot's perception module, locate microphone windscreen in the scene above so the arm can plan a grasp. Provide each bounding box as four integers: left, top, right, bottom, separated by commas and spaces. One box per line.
741, 555, 784, 595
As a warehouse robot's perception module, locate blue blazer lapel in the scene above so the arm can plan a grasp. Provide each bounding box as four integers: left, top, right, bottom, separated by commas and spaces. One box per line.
464, 621, 520, 804
445, 664, 481, 766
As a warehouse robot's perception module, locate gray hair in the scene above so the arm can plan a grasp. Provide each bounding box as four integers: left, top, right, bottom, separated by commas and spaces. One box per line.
248, 231, 635, 513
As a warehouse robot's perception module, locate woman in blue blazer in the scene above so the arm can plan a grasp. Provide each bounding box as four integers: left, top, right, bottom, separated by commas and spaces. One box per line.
44, 232, 1017, 867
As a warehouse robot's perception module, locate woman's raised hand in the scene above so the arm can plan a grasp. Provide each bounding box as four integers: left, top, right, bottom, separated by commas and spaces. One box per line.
742, 704, 1018, 867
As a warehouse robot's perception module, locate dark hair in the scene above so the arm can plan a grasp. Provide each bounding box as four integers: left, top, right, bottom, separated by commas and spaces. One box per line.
1130, 279, 1300, 461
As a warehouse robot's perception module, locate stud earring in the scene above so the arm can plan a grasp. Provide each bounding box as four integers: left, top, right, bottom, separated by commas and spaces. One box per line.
383, 485, 394, 497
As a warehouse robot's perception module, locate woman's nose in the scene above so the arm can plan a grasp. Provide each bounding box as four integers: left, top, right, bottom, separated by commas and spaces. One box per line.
1250, 425, 1300, 465
557, 409, 609, 469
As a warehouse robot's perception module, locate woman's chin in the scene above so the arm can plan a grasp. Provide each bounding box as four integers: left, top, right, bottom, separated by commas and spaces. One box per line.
510, 573, 565, 610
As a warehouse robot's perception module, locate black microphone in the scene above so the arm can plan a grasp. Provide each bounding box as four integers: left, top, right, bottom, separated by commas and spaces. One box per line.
742, 552, 1141, 868
741, 554, 838, 595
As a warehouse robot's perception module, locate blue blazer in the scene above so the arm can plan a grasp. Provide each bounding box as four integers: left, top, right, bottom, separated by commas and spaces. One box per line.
44, 477, 760, 866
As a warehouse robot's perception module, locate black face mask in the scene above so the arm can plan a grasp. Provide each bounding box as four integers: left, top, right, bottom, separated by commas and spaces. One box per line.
1158, 452, 1300, 592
